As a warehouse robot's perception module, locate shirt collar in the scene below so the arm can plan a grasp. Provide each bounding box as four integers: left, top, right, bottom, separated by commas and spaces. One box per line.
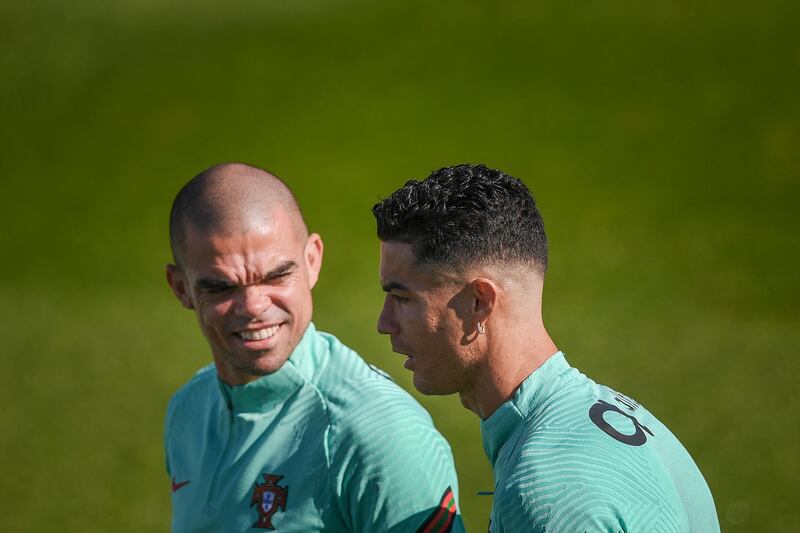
480, 351, 574, 465
217, 322, 325, 414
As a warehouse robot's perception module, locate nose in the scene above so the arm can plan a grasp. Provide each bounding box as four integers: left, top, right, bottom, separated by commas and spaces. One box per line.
235, 285, 271, 319
377, 296, 398, 335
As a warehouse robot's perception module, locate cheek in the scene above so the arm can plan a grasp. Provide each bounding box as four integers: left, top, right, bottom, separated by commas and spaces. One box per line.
284, 281, 314, 311
197, 298, 233, 325
397, 304, 427, 333
432, 311, 462, 347
268, 286, 299, 312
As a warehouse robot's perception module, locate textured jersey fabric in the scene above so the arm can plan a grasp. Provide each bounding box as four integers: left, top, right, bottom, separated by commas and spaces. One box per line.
165, 323, 463, 532
482, 352, 719, 532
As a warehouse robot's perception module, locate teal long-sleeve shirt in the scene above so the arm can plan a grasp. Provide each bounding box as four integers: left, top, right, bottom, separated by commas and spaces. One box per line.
482, 352, 720, 532
165, 323, 463, 532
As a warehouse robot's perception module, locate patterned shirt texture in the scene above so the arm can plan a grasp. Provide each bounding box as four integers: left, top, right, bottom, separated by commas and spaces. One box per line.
482, 352, 720, 533
165, 323, 464, 532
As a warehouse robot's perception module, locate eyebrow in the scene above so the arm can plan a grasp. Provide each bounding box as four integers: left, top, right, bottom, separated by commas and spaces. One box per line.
266, 260, 297, 279
195, 260, 298, 291
195, 277, 234, 291
381, 281, 411, 293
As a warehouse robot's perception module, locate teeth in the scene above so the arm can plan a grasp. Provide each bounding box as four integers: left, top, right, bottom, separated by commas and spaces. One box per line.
239, 325, 280, 341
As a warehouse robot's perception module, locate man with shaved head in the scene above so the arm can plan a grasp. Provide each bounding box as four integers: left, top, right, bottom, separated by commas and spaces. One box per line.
164, 163, 463, 532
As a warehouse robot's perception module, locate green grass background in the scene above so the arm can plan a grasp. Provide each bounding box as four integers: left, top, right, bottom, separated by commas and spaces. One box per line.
1, 0, 798, 530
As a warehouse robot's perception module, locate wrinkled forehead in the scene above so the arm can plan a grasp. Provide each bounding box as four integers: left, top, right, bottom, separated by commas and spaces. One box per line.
182, 216, 305, 274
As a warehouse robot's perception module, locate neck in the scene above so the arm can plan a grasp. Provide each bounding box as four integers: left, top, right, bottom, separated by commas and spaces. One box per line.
459, 324, 557, 419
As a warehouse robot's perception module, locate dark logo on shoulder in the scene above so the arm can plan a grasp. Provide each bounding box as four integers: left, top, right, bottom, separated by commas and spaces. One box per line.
250, 473, 288, 529
589, 393, 654, 446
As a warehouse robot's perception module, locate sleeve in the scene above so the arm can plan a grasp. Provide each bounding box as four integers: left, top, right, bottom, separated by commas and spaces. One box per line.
327, 383, 465, 533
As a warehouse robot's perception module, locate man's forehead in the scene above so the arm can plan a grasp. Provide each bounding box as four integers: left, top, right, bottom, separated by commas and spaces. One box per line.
181, 221, 301, 273
379, 241, 462, 290
379, 240, 415, 263
184, 216, 268, 241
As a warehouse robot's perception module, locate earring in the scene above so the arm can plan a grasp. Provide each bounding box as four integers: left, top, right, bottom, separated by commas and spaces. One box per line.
477, 321, 486, 335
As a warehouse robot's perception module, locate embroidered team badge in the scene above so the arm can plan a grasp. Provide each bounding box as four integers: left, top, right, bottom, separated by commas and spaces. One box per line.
250, 473, 288, 529
416, 486, 457, 533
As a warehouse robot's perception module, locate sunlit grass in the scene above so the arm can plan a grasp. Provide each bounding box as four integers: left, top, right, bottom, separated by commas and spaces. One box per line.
1, 0, 798, 530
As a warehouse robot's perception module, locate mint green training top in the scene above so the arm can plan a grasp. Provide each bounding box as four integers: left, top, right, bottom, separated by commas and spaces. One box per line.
165, 323, 463, 532
482, 352, 720, 532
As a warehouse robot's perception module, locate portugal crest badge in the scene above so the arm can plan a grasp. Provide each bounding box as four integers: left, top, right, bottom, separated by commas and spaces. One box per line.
250, 473, 288, 529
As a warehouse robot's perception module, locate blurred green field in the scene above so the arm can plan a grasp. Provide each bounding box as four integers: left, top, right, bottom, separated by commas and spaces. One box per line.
1, 0, 798, 530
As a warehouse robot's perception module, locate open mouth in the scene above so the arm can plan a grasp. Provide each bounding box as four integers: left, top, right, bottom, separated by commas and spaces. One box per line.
237, 323, 282, 341
391, 343, 411, 357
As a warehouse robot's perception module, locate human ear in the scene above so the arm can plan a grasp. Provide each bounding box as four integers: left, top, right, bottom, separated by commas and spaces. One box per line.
471, 278, 497, 324
166, 264, 195, 310
305, 233, 324, 289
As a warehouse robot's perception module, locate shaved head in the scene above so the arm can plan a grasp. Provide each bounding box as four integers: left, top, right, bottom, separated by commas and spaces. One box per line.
165, 162, 324, 385
169, 162, 307, 265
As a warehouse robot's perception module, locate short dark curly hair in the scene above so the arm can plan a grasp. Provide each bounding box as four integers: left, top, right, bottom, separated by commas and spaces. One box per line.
372, 164, 548, 274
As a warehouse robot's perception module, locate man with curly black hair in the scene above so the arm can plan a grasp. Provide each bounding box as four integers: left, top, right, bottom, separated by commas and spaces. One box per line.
373, 164, 720, 532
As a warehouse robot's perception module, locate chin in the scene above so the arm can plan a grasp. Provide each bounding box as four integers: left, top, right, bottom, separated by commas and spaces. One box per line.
229, 352, 290, 379
252, 354, 292, 375
412, 375, 454, 397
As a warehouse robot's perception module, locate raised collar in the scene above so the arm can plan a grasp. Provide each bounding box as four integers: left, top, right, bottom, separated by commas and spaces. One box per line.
480, 351, 574, 465
217, 322, 326, 414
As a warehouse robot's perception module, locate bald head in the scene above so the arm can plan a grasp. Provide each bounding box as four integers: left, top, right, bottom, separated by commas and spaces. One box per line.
169, 162, 307, 265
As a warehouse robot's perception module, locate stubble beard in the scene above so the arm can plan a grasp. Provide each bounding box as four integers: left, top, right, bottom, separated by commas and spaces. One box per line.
216, 336, 296, 383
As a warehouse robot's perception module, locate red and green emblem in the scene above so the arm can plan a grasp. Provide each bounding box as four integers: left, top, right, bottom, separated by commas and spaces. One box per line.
250, 473, 288, 529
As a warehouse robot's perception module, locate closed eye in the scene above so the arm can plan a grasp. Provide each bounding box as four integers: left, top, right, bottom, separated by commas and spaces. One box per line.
196, 279, 235, 294
206, 286, 232, 294
265, 262, 296, 283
